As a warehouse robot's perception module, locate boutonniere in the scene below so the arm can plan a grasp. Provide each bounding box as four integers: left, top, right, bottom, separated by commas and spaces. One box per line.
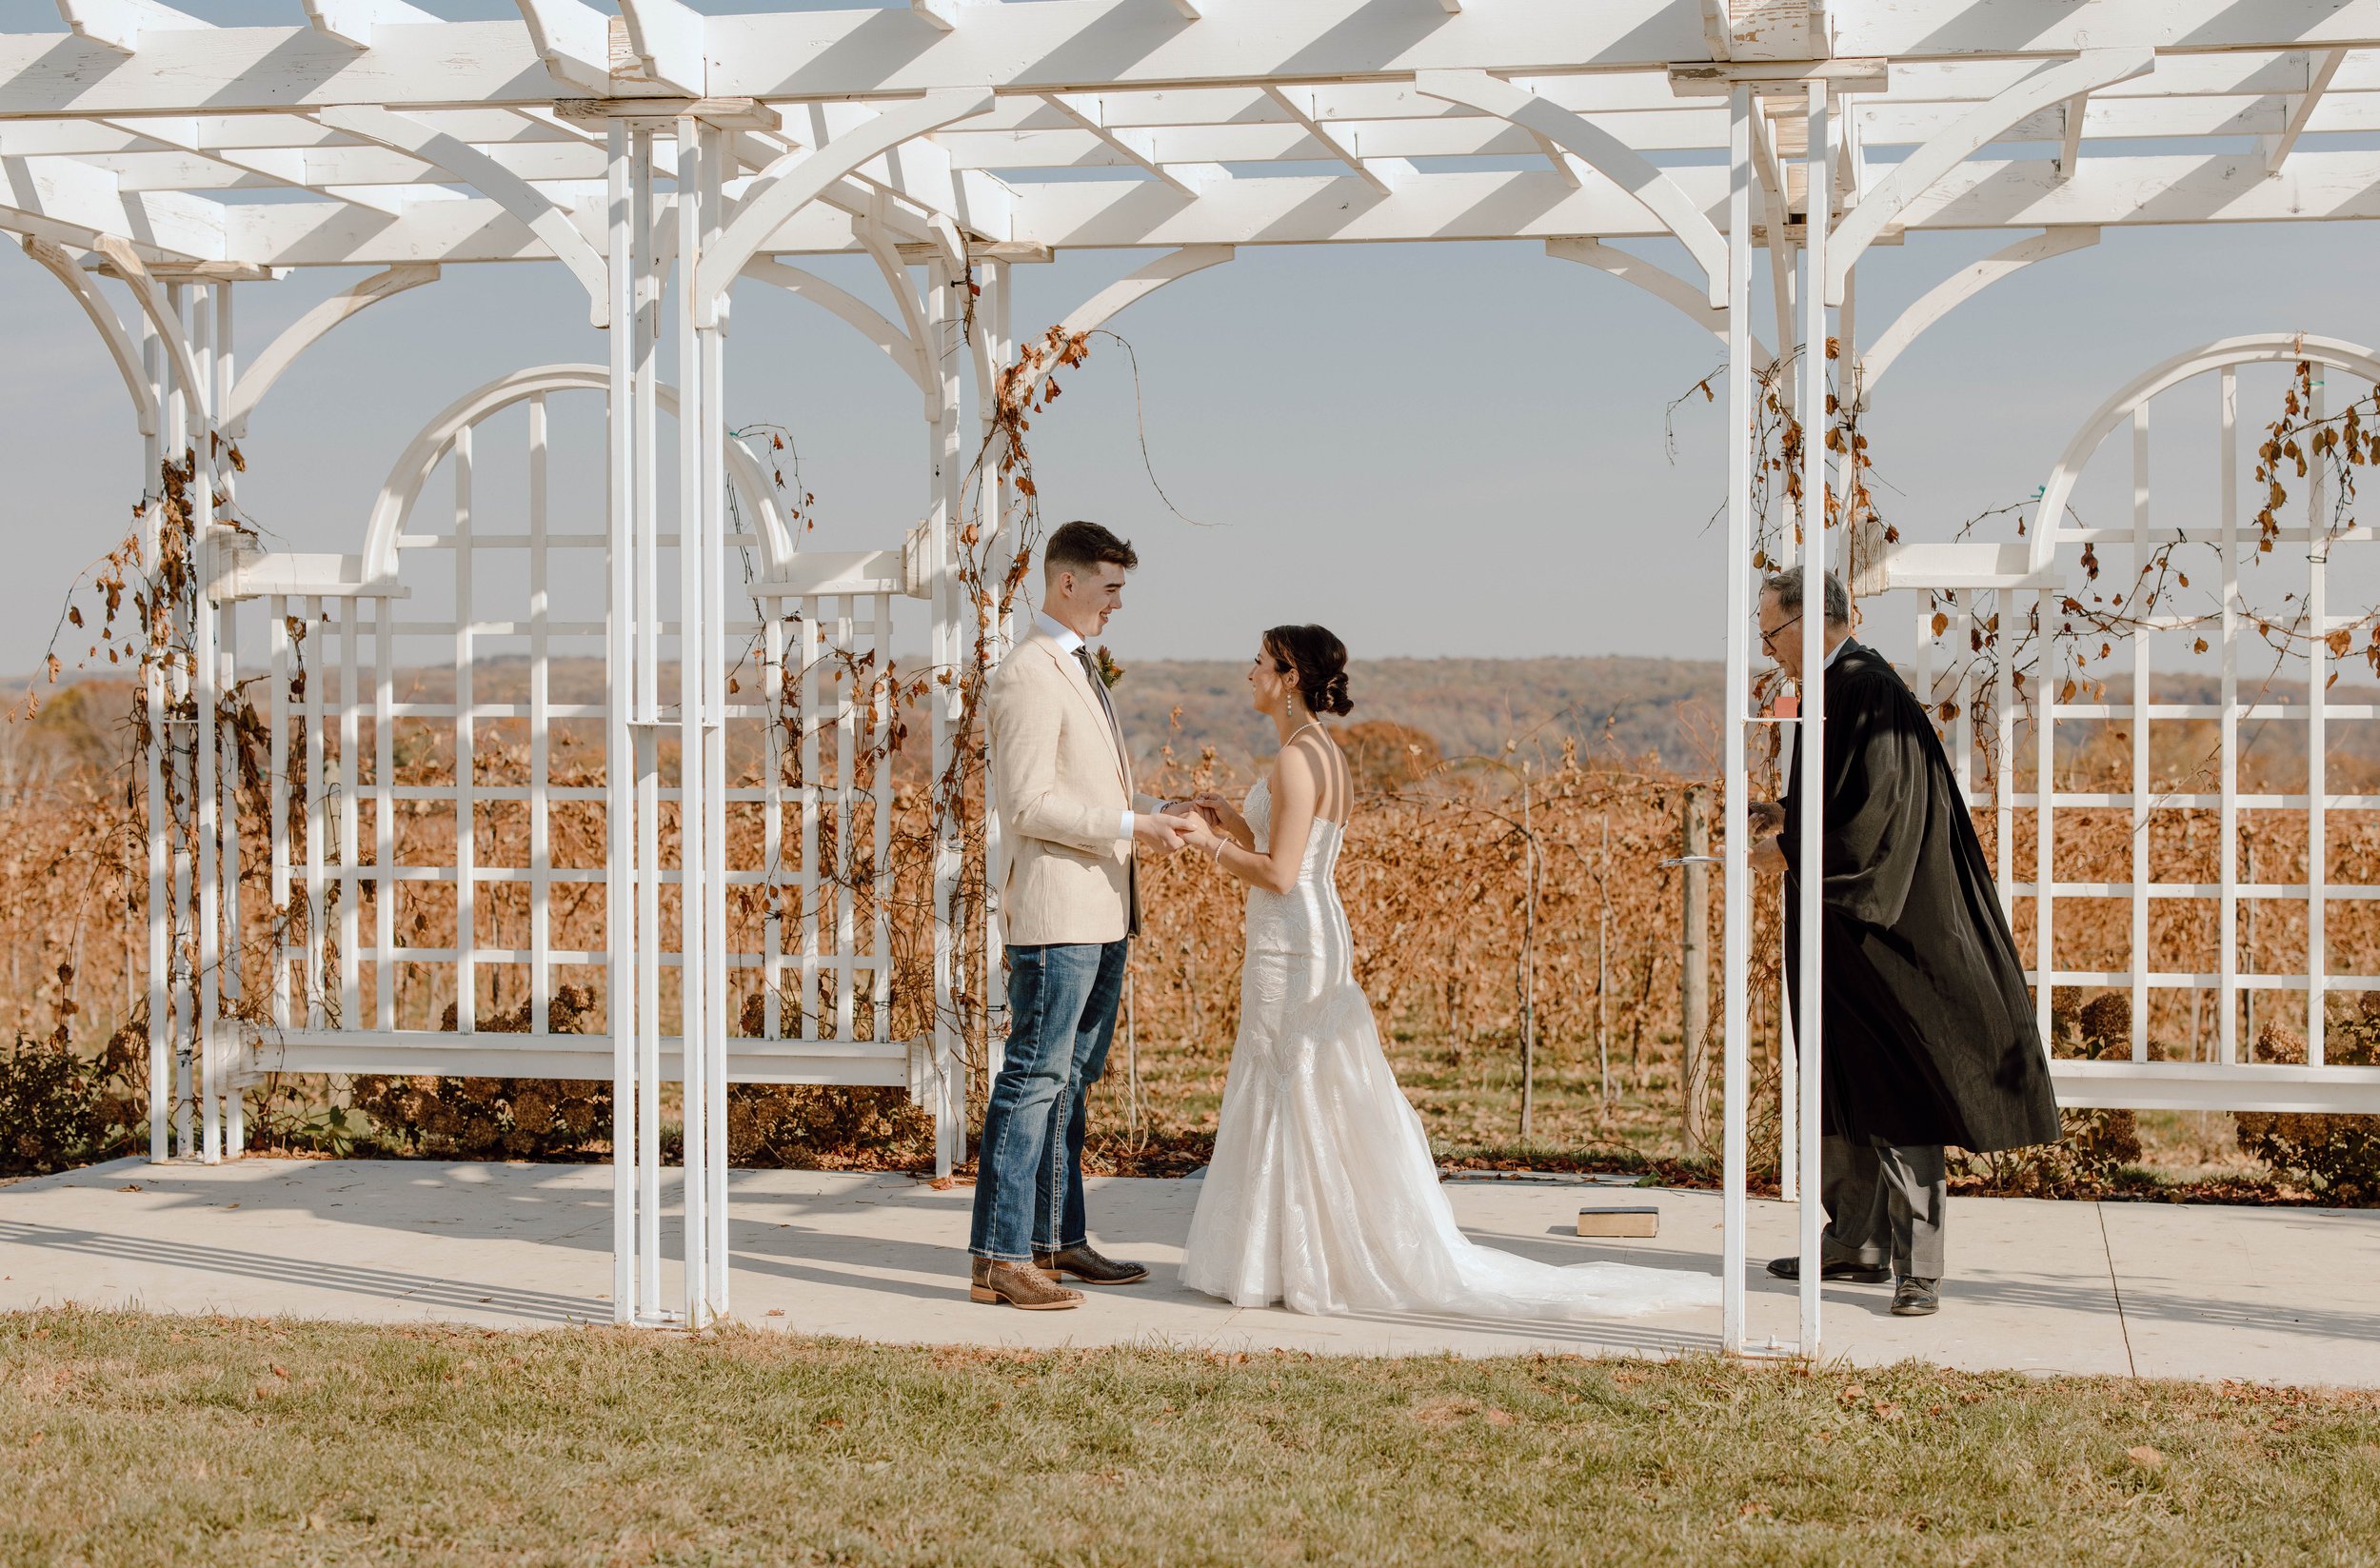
1094, 645, 1125, 690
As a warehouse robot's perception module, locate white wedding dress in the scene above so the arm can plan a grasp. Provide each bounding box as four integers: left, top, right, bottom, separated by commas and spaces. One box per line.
1180, 778, 1720, 1320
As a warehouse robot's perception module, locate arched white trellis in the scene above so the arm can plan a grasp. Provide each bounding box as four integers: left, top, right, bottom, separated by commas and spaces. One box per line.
1895, 334, 2380, 1120
358, 362, 797, 584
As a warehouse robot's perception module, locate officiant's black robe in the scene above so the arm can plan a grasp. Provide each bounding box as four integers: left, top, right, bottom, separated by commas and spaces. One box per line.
1781, 640, 2060, 1154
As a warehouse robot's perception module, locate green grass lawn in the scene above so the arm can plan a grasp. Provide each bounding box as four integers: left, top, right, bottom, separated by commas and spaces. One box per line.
6, 1312, 2377, 1566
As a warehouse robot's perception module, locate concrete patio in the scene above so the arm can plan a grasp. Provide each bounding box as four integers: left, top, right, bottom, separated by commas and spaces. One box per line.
3, 1157, 2374, 1386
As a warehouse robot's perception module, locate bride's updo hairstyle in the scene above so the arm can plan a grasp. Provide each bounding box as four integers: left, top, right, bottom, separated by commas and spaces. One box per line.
1264, 625, 1355, 717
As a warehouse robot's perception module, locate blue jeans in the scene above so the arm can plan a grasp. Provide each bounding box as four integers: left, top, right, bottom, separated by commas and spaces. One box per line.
968, 940, 1127, 1261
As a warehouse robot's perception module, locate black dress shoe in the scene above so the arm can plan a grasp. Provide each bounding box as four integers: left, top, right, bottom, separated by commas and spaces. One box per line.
1892, 1277, 1941, 1317
1766, 1256, 1892, 1284
1033, 1244, 1150, 1285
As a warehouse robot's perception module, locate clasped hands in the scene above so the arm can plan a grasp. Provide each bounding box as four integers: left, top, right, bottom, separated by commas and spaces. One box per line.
1747, 799, 1787, 873
1133, 794, 1248, 859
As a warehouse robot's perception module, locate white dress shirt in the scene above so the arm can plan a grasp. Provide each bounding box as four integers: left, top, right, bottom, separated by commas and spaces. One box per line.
1035, 610, 1139, 844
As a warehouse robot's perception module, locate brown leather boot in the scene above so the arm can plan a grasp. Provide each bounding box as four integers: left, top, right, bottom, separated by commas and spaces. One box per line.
970, 1257, 1083, 1310
1033, 1244, 1150, 1285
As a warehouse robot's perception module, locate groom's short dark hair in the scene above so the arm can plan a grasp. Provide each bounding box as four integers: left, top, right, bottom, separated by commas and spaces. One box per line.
1043, 520, 1139, 578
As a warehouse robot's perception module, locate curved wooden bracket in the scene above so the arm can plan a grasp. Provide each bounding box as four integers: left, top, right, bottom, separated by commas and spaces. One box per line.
317, 103, 610, 327
1547, 237, 1771, 365
1855, 228, 2096, 405
224, 264, 439, 439
694, 89, 997, 327
94, 234, 208, 426
855, 203, 938, 418
1418, 69, 1728, 308
741, 256, 929, 397
22, 237, 156, 438
1826, 50, 2151, 306
1020, 244, 1234, 404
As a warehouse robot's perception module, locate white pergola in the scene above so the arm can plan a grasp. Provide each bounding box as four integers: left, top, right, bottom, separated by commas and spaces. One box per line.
13, 0, 2380, 1356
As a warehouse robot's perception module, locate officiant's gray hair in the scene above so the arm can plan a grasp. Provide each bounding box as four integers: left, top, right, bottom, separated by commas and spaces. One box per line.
1762, 566, 1851, 627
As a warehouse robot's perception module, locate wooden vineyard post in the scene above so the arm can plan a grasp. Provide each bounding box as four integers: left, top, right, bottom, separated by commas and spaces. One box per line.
1681, 785, 1712, 1157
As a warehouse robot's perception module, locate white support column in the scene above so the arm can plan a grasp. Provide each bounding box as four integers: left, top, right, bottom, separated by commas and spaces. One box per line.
1794, 78, 1831, 1360
2219, 368, 2240, 1064
605, 116, 639, 1326
603, 111, 678, 1328
699, 119, 732, 1319
2035, 580, 2056, 1046
213, 282, 244, 1160
2131, 407, 2152, 1061
2307, 373, 2329, 1065
1719, 84, 1755, 1357
927, 243, 966, 1179
977, 257, 1014, 1087
168, 282, 194, 1161
675, 110, 714, 1330
633, 122, 664, 1321
189, 280, 224, 1165
142, 316, 169, 1162
268, 595, 291, 1043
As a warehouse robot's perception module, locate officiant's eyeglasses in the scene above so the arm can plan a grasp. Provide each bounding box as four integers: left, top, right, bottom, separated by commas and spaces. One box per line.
1758, 613, 1802, 651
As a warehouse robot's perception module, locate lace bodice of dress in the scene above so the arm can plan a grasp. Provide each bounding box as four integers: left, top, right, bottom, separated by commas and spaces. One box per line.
1241, 777, 1343, 885
1240, 777, 1351, 987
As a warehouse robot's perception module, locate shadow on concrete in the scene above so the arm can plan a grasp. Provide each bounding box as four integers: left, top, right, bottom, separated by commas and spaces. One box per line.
0, 1221, 603, 1325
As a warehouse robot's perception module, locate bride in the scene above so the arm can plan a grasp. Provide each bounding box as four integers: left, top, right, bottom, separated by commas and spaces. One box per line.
1175, 625, 1718, 1321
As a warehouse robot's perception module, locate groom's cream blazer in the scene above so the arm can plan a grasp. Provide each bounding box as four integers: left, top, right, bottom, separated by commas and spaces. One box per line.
986, 625, 1157, 946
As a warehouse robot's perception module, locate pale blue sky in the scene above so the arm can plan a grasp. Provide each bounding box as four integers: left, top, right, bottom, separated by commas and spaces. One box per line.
5, 0, 2378, 675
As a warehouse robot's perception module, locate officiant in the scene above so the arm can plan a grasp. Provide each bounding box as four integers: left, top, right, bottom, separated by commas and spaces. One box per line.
1749, 566, 2060, 1319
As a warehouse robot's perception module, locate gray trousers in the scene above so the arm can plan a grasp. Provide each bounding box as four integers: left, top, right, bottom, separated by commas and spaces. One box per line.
1819, 1135, 1946, 1279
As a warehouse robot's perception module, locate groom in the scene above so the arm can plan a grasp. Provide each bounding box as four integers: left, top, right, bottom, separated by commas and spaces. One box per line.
969, 520, 1194, 1309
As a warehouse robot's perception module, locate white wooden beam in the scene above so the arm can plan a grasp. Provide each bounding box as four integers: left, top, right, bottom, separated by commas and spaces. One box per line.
912, 0, 957, 30
1261, 85, 1393, 191
1417, 69, 1728, 304
512, 0, 613, 97
224, 264, 438, 437
1826, 48, 2153, 305
302, 0, 437, 50
315, 104, 609, 324
100, 117, 409, 215
169, 142, 2380, 269
1835, 2, 2380, 60
1043, 94, 1211, 196
54, 0, 206, 54
2265, 48, 2348, 174
0, 154, 222, 260
614, 0, 707, 96
21, 6, 2380, 122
